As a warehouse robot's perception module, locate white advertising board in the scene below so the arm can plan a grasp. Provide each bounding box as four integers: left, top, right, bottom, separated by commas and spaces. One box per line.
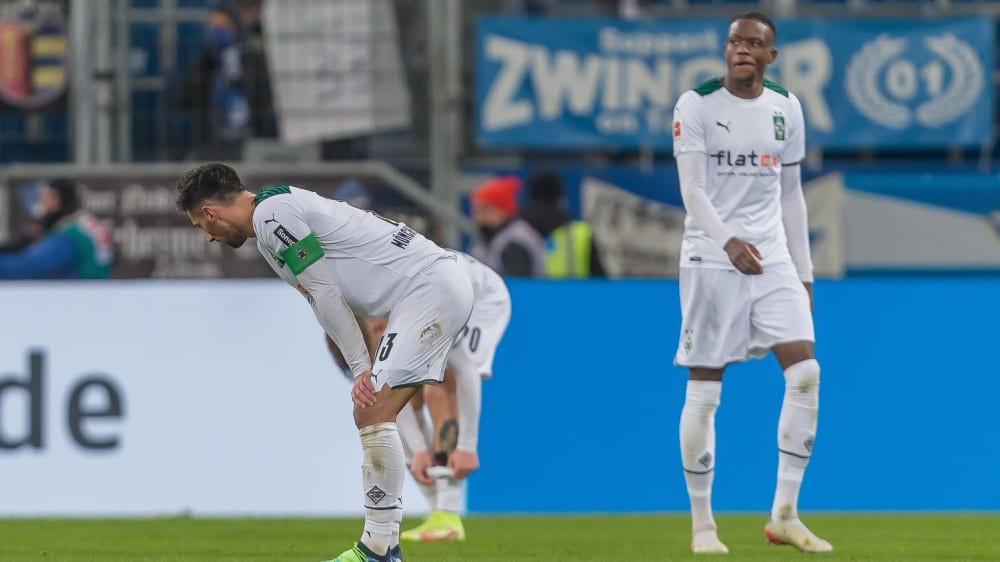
0, 281, 429, 516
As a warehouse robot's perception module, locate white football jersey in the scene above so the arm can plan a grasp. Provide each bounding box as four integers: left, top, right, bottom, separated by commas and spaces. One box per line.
252, 185, 450, 317
672, 78, 806, 269
456, 251, 507, 306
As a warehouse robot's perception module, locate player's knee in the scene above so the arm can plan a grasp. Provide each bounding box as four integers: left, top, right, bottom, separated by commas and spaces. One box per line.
783, 358, 820, 397
354, 402, 396, 429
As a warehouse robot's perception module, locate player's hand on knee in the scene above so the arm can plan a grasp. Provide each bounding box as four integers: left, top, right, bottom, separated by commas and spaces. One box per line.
410, 450, 435, 485
448, 449, 480, 480
352, 371, 378, 408
724, 238, 764, 275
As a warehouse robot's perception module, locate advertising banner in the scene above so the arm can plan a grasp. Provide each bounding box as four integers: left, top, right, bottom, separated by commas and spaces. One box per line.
0, 282, 431, 516
476, 17, 993, 149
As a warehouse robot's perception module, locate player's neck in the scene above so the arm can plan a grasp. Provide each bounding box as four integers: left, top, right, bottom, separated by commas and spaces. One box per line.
236, 191, 258, 239
721, 75, 763, 99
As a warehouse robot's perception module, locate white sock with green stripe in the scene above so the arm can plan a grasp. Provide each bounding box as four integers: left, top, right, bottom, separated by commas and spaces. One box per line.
680, 380, 721, 534
360, 422, 404, 557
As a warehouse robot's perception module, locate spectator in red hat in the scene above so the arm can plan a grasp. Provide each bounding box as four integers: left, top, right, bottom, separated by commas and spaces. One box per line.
469, 176, 546, 278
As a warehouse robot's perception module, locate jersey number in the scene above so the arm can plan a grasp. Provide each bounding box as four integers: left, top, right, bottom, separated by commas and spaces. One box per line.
377, 332, 398, 362
461, 326, 481, 353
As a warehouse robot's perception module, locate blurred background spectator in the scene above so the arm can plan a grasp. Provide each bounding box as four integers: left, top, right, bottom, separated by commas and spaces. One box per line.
0, 179, 113, 279
469, 176, 546, 278
178, 0, 276, 161
521, 171, 606, 279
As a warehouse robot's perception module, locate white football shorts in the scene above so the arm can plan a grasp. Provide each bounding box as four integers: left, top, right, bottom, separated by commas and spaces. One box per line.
674, 260, 814, 369
450, 279, 511, 379
372, 255, 474, 388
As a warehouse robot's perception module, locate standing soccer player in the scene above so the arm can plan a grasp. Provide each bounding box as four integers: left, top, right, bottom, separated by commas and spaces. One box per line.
176, 163, 474, 562
671, 12, 832, 554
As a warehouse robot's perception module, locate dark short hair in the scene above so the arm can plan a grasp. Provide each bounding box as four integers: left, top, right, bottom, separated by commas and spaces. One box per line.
175, 163, 245, 213
47, 178, 80, 214
731, 11, 776, 41
528, 170, 565, 202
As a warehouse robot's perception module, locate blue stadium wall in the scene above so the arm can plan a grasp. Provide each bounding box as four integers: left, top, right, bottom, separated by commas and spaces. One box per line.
469, 278, 1000, 513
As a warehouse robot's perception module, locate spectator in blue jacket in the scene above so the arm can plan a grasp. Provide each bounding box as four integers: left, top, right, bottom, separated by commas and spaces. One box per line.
0, 179, 114, 279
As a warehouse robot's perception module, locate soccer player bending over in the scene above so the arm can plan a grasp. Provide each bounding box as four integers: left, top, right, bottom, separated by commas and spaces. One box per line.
177, 163, 474, 562
671, 11, 832, 555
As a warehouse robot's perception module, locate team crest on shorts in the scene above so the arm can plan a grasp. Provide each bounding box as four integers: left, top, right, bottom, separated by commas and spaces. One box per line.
682, 329, 694, 355
773, 113, 786, 141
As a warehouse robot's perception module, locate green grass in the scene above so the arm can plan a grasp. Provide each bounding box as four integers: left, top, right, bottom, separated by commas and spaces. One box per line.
1, 514, 998, 561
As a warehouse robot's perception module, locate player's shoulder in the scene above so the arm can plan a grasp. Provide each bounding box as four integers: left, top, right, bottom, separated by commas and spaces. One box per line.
763, 79, 803, 109
694, 77, 723, 96
676, 78, 726, 113
253, 185, 295, 207
763, 78, 789, 98
252, 185, 305, 225
254, 185, 294, 208
675, 89, 705, 115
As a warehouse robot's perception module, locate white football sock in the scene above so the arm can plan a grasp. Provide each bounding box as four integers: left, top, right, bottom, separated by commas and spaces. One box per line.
680, 380, 722, 534
435, 477, 462, 513
397, 403, 437, 511
359, 422, 404, 556
772, 359, 820, 522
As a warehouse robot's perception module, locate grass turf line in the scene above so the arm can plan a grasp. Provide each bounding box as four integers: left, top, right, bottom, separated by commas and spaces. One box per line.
0, 514, 998, 561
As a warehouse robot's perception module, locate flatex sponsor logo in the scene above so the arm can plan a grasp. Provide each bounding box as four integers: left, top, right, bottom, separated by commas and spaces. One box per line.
0, 350, 126, 452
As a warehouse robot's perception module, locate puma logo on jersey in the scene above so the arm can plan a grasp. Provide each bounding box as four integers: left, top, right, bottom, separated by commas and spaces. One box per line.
715, 121, 731, 133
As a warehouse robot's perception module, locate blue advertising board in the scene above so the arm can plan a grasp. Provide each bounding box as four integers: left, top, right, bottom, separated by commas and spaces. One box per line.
470, 277, 1000, 512
475, 17, 993, 149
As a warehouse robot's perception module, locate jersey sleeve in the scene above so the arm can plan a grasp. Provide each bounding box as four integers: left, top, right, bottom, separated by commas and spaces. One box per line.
783, 93, 807, 164
672, 91, 706, 156
254, 195, 372, 376
253, 195, 323, 275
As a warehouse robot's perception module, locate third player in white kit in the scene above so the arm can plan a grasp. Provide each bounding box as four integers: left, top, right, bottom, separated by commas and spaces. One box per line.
398, 251, 511, 542
671, 11, 833, 555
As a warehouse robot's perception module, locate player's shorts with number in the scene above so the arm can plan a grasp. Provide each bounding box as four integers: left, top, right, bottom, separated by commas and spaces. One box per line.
372, 256, 474, 388
674, 260, 813, 369
451, 278, 511, 380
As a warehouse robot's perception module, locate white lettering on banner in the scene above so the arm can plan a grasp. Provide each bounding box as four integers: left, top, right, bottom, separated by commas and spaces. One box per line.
532, 49, 603, 119
483, 35, 534, 130
0, 282, 428, 516
626, 59, 673, 108
481, 34, 725, 132
598, 27, 720, 56
777, 39, 834, 133
845, 33, 983, 130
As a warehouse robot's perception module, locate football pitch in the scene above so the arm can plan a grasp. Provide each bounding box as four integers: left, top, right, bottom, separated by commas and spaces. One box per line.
1, 514, 997, 561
